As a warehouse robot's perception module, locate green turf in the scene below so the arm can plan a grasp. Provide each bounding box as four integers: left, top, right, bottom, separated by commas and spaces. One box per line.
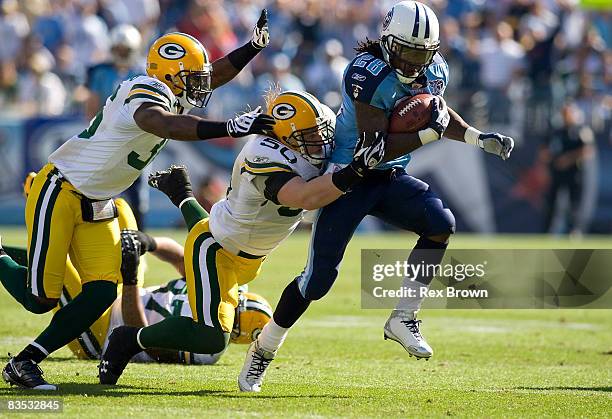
0, 228, 610, 417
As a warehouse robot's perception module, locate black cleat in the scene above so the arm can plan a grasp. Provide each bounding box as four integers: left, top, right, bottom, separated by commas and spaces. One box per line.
147, 165, 193, 207
98, 326, 141, 385
2, 357, 57, 390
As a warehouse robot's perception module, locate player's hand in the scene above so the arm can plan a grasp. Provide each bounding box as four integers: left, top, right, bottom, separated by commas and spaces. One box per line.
350, 131, 386, 177
418, 96, 450, 144
227, 106, 276, 138
122, 229, 157, 255
478, 132, 514, 160
120, 229, 140, 286
251, 9, 270, 49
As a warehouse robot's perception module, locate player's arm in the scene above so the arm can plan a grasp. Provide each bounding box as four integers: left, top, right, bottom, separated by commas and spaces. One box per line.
265, 134, 386, 210
444, 105, 515, 160
119, 231, 148, 327
134, 103, 275, 140
211, 9, 269, 89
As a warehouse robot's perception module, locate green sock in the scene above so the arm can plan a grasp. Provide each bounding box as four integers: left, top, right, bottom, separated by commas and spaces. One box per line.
0, 254, 29, 306
180, 198, 209, 231
139, 316, 228, 354
35, 280, 117, 355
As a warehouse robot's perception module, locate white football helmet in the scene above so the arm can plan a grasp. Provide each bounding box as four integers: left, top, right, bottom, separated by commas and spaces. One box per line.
109, 24, 142, 65
380, 1, 440, 84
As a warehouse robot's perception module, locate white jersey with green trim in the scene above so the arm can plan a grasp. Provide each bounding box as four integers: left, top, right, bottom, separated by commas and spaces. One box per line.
49, 75, 178, 199
209, 135, 321, 257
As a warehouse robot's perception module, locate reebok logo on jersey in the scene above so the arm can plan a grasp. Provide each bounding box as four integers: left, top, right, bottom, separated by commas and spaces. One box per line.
352, 73, 367, 82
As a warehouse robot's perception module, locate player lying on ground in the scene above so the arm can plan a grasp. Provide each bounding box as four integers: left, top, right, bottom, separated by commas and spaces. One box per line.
98, 89, 386, 386
0, 12, 275, 390
238, 0, 515, 392
2, 228, 271, 366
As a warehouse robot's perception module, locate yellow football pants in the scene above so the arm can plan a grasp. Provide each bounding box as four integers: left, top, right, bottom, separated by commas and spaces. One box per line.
26, 163, 121, 299
184, 219, 264, 333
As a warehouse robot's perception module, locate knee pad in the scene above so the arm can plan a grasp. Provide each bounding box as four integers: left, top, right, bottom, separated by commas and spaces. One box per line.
424, 198, 456, 236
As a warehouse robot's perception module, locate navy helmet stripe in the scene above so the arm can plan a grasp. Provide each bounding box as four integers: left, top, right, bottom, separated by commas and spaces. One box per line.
424, 6, 430, 38
412, 3, 420, 37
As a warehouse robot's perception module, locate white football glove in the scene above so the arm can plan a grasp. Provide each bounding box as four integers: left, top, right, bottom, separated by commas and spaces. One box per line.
227, 106, 276, 138
418, 96, 450, 145
478, 133, 515, 160
251, 9, 270, 50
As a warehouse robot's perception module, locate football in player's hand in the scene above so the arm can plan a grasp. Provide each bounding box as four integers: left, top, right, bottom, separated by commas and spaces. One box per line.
388, 94, 435, 133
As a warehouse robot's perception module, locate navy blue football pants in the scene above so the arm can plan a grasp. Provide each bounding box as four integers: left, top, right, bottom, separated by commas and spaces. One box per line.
296, 167, 456, 301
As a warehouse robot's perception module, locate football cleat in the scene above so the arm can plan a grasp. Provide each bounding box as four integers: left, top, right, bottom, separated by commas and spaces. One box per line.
98, 326, 141, 385
147, 165, 193, 208
238, 339, 276, 392
2, 357, 57, 390
383, 310, 433, 359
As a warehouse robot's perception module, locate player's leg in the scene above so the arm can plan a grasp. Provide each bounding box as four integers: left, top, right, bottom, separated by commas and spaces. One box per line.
239, 179, 384, 392
369, 169, 455, 359
0, 169, 69, 314
99, 222, 232, 385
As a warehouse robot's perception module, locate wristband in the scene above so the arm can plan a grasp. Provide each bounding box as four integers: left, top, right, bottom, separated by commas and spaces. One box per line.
418, 128, 441, 145
464, 127, 483, 146
197, 120, 230, 140
331, 165, 362, 193
227, 42, 261, 71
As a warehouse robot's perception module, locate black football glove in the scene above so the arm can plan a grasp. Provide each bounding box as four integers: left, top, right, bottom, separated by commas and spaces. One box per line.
251, 9, 270, 49
332, 131, 386, 192
148, 165, 194, 207
122, 229, 157, 255
227, 106, 276, 138
120, 229, 140, 286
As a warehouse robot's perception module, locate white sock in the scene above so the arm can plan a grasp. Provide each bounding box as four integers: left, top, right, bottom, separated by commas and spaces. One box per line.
394, 278, 428, 312
257, 318, 289, 352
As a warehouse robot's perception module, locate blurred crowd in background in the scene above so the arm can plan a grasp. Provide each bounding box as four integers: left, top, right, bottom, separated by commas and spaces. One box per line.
0, 0, 610, 233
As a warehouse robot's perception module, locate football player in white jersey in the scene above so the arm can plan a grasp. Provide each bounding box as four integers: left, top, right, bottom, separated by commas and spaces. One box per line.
0, 11, 275, 390
98, 90, 386, 386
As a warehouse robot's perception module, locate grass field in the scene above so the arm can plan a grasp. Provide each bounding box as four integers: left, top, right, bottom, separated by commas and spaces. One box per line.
0, 227, 610, 417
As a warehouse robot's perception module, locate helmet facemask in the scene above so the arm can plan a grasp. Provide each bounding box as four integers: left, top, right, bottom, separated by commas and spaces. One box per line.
382, 34, 438, 84
171, 64, 213, 108
285, 116, 335, 165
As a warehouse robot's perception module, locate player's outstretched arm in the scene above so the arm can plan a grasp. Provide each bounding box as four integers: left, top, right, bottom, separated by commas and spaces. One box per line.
444, 106, 515, 160
134, 103, 275, 141
275, 133, 386, 210
211, 9, 269, 89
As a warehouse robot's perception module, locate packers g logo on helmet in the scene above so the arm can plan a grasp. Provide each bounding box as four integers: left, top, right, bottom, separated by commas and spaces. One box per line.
157, 43, 186, 60
267, 90, 335, 165
271, 103, 296, 120
147, 32, 213, 108
231, 292, 273, 345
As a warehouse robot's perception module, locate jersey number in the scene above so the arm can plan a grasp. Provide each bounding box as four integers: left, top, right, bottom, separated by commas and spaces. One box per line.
259, 138, 298, 163
78, 83, 122, 139
145, 297, 184, 318
353, 55, 385, 76
128, 139, 168, 170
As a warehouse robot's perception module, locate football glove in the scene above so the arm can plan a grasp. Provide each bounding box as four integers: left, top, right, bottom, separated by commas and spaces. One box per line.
350, 131, 387, 176
120, 229, 140, 286
478, 133, 514, 160
251, 9, 270, 50
122, 229, 157, 255
227, 106, 276, 138
148, 165, 194, 207
418, 96, 450, 145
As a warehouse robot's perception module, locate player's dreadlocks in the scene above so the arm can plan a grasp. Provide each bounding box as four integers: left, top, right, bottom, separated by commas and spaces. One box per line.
354, 38, 384, 60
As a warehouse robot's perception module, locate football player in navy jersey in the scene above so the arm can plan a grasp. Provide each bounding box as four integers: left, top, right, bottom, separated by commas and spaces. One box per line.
238, 1, 515, 392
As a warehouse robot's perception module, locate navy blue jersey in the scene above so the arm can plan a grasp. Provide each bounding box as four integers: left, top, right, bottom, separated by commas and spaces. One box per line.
333, 52, 449, 169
